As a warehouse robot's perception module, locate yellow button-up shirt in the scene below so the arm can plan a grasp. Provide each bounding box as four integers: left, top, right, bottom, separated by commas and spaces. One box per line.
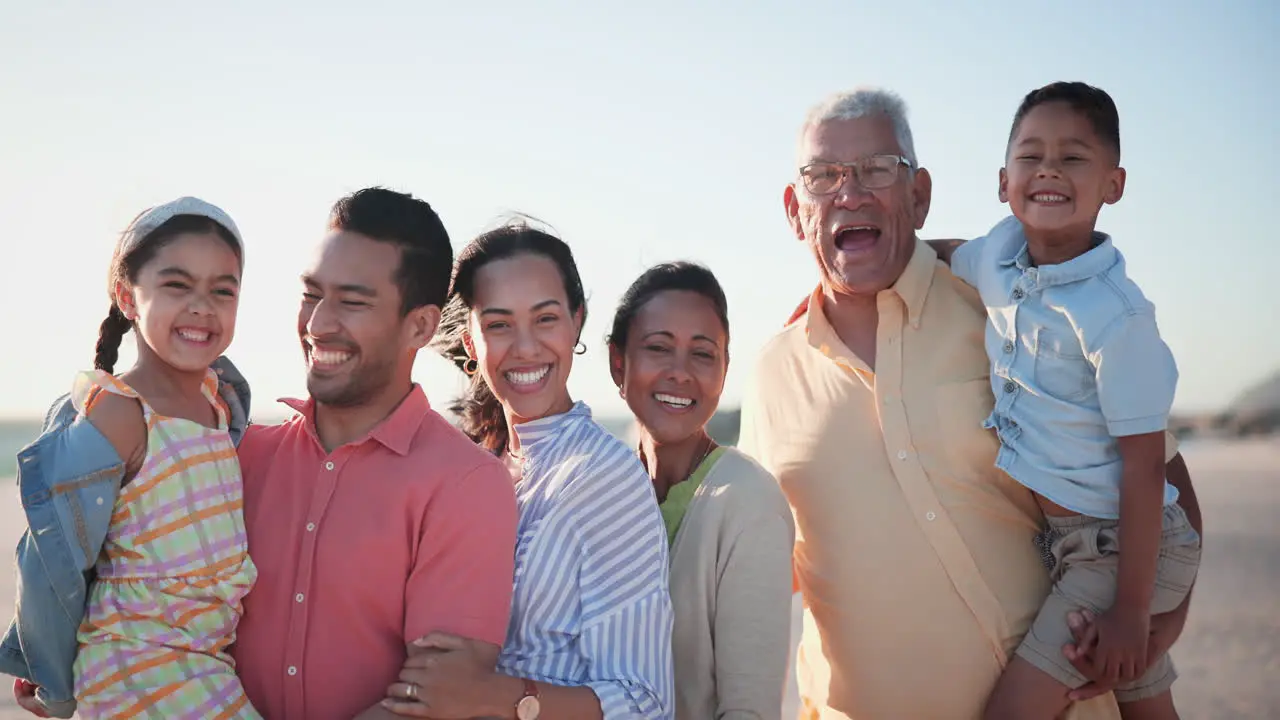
738, 240, 1121, 719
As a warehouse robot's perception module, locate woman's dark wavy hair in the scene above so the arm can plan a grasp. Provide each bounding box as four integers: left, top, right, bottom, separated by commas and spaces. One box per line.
606, 261, 730, 355
432, 216, 587, 454
96, 215, 242, 374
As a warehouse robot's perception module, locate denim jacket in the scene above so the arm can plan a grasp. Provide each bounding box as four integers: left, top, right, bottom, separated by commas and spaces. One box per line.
0, 357, 251, 718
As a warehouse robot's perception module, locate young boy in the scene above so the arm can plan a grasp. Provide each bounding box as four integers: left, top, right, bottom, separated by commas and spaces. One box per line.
947, 82, 1202, 720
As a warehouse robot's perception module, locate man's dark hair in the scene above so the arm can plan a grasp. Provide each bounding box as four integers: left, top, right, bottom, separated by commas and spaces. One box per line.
328, 187, 453, 314
1008, 81, 1121, 161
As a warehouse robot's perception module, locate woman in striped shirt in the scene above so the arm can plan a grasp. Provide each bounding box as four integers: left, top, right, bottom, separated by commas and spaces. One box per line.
382, 218, 675, 720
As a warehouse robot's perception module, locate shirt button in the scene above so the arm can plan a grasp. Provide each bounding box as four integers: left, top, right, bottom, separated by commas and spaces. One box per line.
1012, 288, 1025, 300
306, 522, 316, 532
287, 666, 298, 676
926, 511, 937, 521
1003, 341, 1014, 353
897, 450, 907, 460
295, 593, 305, 603
1004, 381, 1017, 393
96, 497, 104, 506
325, 461, 335, 471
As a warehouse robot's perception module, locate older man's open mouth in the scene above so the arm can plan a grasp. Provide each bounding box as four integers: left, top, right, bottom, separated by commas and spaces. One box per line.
834, 224, 882, 252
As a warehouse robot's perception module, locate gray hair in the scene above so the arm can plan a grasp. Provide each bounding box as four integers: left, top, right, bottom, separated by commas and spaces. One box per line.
797, 88, 918, 168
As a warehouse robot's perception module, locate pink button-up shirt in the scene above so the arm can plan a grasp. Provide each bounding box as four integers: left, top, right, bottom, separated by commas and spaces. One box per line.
231, 386, 517, 720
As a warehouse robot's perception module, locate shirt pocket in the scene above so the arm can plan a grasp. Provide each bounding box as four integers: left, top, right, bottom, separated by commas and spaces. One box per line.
1032, 327, 1094, 402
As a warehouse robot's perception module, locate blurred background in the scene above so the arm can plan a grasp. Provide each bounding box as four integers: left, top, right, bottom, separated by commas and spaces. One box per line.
2, 1, 1275, 717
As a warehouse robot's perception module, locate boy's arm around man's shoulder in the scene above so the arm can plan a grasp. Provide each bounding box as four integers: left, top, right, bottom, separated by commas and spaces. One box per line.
926, 238, 966, 264
928, 215, 1022, 282
929, 233, 987, 286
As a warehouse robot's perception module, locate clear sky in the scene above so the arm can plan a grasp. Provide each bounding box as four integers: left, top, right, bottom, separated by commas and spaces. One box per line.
1, 0, 1276, 420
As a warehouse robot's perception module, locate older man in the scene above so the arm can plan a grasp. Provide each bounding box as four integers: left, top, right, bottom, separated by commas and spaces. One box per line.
737, 90, 1200, 719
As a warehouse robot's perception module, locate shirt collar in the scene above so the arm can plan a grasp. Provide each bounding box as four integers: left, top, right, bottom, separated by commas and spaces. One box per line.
798, 239, 936, 381
512, 401, 592, 453
996, 221, 1119, 287
892, 238, 937, 329
802, 236, 937, 342
278, 384, 430, 456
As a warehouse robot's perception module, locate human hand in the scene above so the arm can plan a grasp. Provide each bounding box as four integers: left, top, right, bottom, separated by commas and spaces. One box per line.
381, 632, 500, 718
1085, 605, 1149, 684
12, 679, 51, 718
1062, 603, 1186, 699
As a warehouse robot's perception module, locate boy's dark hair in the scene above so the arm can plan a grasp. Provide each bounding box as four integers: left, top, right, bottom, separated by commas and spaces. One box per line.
1008, 81, 1121, 161
328, 187, 453, 314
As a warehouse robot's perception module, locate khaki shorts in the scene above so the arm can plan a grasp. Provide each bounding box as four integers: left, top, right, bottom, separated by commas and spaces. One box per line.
1017, 503, 1201, 703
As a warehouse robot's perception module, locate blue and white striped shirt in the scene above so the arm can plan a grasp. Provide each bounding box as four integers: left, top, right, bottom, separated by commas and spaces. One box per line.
497, 401, 675, 719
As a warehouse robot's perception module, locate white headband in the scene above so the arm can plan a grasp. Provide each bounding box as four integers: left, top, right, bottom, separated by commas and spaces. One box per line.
117, 196, 243, 259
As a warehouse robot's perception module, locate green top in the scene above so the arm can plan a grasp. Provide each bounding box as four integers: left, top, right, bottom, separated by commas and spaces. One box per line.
659, 446, 727, 548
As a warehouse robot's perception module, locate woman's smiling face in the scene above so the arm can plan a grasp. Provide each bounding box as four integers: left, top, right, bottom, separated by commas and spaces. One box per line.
467, 252, 581, 426
612, 289, 728, 445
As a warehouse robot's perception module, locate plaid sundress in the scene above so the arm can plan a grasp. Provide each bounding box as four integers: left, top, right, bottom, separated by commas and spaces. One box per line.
71, 370, 260, 719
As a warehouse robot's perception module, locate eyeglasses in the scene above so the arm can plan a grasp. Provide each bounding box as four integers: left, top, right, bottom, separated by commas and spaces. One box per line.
798, 154, 913, 195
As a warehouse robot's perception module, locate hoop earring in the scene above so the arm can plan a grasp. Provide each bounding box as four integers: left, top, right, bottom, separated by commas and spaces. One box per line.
574, 341, 587, 355
463, 358, 479, 375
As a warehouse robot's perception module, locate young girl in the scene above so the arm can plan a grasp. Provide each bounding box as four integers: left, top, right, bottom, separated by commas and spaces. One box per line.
3, 197, 260, 719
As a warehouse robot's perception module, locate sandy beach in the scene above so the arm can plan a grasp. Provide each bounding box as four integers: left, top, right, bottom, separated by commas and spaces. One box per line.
1, 438, 1275, 718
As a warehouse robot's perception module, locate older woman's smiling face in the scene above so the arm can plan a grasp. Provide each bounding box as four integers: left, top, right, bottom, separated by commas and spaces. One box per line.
612, 289, 728, 445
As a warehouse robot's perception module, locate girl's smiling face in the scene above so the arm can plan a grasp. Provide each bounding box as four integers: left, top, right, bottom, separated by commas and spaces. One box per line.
119, 230, 242, 372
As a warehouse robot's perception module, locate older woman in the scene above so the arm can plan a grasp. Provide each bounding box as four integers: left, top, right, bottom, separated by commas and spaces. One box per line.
607, 262, 795, 720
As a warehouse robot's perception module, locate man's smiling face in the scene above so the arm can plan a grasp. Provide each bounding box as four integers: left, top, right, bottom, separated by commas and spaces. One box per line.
785, 114, 933, 298
297, 231, 412, 408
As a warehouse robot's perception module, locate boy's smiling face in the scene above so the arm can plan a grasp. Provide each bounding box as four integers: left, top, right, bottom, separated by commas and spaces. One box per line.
1001, 100, 1126, 237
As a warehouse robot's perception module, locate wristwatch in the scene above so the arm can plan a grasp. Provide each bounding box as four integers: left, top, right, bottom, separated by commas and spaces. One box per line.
515, 678, 540, 720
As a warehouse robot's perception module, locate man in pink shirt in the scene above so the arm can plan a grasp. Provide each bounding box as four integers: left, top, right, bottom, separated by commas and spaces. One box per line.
231, 187, 518, 720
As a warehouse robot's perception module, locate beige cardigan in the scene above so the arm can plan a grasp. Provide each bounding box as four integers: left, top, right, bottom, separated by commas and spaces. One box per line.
669, 447, 796, 720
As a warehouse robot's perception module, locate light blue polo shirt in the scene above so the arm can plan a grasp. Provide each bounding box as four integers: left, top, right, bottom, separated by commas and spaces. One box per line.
951, 215, 1179, 519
